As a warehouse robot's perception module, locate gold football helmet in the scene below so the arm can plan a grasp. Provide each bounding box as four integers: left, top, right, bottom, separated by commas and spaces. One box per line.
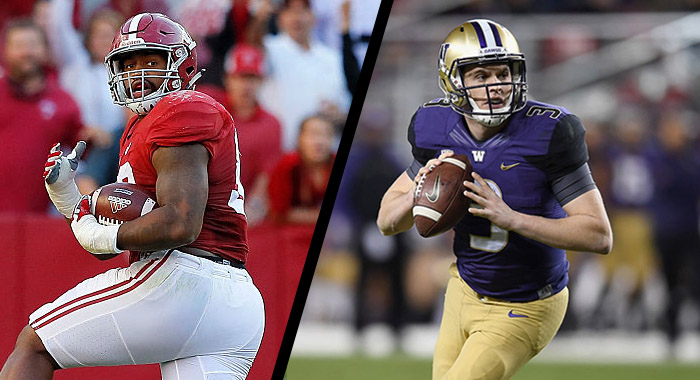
438, 19, 527, 127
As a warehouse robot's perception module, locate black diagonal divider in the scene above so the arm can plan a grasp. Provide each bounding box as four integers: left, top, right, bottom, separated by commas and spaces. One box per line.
271, 0, 395, 378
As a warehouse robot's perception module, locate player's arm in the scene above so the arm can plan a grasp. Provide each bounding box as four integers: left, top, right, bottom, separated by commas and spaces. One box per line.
115, 144, 209, 251
377, 151, 454, 236
464, 114, 612, 254
377, 171, 416, 235
466, 173, 612, 254
522, 187, 611, 253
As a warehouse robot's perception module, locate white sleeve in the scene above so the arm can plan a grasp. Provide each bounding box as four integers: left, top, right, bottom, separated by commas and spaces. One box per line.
47, 0, 90, 68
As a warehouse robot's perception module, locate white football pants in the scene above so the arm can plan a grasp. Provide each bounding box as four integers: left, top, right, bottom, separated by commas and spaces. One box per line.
29, 250, 265, 379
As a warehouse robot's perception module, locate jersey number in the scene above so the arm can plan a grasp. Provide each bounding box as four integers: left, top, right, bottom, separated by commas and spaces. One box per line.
469, 179, 508, 252
117, 162, 135, 184
116, 132, 246, 216
525, 105, 561, 119
227, 130, 246, 216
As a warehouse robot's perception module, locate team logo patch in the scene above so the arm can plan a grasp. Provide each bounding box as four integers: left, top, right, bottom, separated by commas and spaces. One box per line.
508, 310, 529, 318
108, 195, 132, 214
438, 43, 450, 73
500, 162, 520, 171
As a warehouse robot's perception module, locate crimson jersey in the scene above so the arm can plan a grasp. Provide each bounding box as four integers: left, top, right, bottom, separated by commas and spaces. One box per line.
117, 90, 249, 262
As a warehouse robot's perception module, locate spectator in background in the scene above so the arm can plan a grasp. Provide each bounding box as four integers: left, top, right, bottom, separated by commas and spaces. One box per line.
250, 0, 350, 151
30, 0, 61, 76
103, 0, 170, 19
311, 0, 381, 65
31, 0, 52, 37
597, 108, 657, 330
170, 0, 230, 85
267, 115, 335, 224
343, 107, 409, 344
340, 0, 360, 94
567, 119, 615, 330
47, 0, 124, 193
646, 109, 700, 351
223, 44, 282, 225
0, 19, 83, 214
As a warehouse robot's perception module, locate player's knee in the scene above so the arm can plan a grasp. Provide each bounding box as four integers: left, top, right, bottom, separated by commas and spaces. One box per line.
449, 349, 506, 380
14, 326, 59, 369
15, 326, 47, 355
474, 350, 506, 380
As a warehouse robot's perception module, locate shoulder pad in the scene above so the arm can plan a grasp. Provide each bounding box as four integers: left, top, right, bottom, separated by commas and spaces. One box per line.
158, 90, 221, 111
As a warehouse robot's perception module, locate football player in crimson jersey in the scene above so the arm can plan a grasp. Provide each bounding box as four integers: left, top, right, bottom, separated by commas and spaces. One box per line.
0, 13, 264, 380
377, 20, 613, 380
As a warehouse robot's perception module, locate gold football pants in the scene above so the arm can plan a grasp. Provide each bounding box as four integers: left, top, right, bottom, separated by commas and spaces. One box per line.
433, 263, 568, 380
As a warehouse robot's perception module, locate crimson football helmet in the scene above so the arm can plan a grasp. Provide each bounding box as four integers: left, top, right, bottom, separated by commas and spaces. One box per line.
104, 13, 201, 115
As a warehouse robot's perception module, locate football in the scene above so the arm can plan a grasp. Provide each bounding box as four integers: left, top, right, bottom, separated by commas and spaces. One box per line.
90, 183, 158, 226
412, 154, 473, 238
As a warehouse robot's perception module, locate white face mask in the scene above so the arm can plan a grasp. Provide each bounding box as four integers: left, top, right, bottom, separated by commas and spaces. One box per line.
465, 90, 513, 127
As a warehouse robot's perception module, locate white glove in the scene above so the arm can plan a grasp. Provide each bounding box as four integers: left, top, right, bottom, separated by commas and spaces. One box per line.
44, 141, 87, 218
71, 195, 123, 254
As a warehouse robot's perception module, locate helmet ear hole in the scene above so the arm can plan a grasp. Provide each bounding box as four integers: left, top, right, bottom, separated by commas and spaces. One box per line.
186, 66, 194, 75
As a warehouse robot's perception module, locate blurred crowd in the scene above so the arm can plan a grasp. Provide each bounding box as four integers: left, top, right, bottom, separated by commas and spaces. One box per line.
0, 0, 381, 226
393, 0, 700, 13
306, 5, 700, 358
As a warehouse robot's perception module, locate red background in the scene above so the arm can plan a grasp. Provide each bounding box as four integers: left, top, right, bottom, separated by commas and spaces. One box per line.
0, 215, 312, 380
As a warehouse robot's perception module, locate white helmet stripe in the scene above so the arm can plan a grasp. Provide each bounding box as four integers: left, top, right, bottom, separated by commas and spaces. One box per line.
476, 20, 498, 48
128, 13, 146, 40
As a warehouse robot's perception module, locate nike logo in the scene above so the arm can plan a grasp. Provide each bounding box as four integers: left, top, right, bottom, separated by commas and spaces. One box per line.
508, 310, 529, 318
500, 162, 520, 171
425, 170, 440, 203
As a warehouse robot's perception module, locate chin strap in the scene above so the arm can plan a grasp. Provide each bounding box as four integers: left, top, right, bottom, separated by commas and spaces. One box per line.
466, 113, 509, 127
464, 90, 513, 127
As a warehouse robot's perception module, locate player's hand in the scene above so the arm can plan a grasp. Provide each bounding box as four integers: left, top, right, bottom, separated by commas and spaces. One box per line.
44, 141, 86, 184
413, 150, 455, 186
71, 195, 123, 254
44, 141, 86, 218
463, 171, 518, 230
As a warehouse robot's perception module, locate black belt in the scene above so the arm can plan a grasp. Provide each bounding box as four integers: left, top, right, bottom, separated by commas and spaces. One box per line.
200, 255, 246, 270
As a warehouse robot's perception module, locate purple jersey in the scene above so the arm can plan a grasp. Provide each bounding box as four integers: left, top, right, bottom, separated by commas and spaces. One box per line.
407, 99, 590, 301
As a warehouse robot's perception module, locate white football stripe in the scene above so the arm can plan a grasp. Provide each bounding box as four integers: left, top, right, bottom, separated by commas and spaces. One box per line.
31, 258, 162, 328
141, 198, 156, 216
413, 206, 442, 222
443, 157, 467, 170
128, 13, 145, 40
90, 187, 102, 215
476, 20, 497, 47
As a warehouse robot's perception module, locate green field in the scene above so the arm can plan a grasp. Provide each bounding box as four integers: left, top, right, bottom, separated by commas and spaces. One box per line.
286, 355, 700, 380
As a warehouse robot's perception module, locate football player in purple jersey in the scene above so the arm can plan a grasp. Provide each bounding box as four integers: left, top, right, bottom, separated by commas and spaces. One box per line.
377, 19, 612, 380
